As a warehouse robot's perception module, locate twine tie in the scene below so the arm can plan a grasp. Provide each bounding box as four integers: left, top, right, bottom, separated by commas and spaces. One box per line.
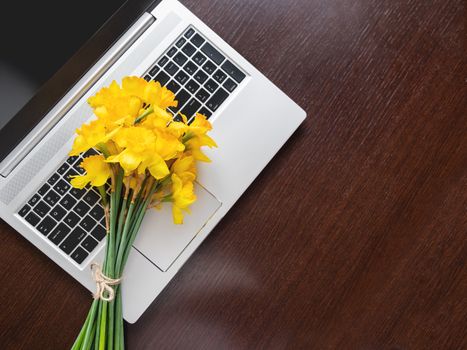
91, 263, 122, 302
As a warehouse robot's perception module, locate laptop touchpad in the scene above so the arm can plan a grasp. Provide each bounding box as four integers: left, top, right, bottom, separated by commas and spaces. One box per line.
132, 183, 222, 272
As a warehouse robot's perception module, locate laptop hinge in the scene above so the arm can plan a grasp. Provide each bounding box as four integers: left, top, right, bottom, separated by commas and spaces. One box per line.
0, 12, 156, 178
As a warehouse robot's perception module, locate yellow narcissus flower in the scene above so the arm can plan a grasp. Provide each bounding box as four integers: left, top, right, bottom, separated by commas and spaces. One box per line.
171, 155, 196, 183
70, 119, 116, 156
154, 129, 185, 160
184, 114, 217, 162
171, 173, 196, 224
121, 76, 177, 111
70, 155, 111, 189
144, 80, 178, 110
88, 80, 142, 128
106, 127, 170, 179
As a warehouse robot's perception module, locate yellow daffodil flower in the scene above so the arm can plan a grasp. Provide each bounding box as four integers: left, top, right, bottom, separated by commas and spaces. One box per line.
171, 155, 196, 183
106, 127, 170, 179
70, 119, 117, 156
184, 114, 217, 162
70, 155, 111, 189
69, 76, 216, 224
171, 173, 196, 224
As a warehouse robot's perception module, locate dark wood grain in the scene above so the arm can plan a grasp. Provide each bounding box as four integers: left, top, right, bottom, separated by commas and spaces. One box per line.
1, 0, 465, 349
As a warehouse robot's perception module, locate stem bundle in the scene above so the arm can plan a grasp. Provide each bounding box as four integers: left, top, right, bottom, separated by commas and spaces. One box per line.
71, 174, 157, 350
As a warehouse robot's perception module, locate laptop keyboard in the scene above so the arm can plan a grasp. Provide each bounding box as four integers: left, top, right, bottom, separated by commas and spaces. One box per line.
16, 27, 245, 266
18, 149, 107, 265
144, 26, 246, 121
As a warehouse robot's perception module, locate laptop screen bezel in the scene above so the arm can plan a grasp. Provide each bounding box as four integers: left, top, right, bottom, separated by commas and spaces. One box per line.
0, 0, 158, 165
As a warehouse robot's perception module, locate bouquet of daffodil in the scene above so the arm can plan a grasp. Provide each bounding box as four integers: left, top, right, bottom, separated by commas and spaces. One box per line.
69, 76, 216, 350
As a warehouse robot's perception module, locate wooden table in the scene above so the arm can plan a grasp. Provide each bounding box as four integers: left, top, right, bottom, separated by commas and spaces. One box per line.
1, 0, 465, 348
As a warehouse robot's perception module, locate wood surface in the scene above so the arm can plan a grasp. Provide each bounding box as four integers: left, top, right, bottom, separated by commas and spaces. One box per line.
1, 0, 465, 349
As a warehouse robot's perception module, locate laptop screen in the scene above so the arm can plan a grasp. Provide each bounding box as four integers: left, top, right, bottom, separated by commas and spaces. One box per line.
0, 0, 127, 131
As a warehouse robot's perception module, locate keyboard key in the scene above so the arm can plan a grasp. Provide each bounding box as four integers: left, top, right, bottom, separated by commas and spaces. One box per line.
91, 225, 107, 241
60, 227, 87, 254
213, 69, 227, 84
153, 71, 170, 86
182, 43, 196, 57
80, 215, 97, 231
73, 162, 85, 174
70, 187, 86, 200
44, 190, 60, 207
37, 216, 57, 236
71, 246, 89, 264
167, 46, 177, 57
173, 52, 188, 66
74, 201, 91, 216
158, 56, 169, 67
206, 88, 229, 112
65, 169, 78, 183
184, 28, 195, 38
166, 80, 181, 94
195, 88, 210, 103
60, 194, 77, 210
174, 70, 189, 85
191, 33, 205, 47
89, 205, 104, 221
144, 75, 151, 81
181, 99, 202, 119
192, 52, 207, 66
18, 204, 31, 217
185, 79, 200, 94
57, 163, 69, 175
172, 114, 184, 122
205, 79, 219, 93
198, 107, 213, 119
64, 212, 80, 228
48, 223, 71, 245
165, 61, 179, 75
28, 194, 40, 207
184, 61, 197, 75
38, 183, 51, 196
66, 156, 79, 165
202, 60, 216, 74
50, 205, 66, 221
223, 78, 238, 92
149, 65, 159, 76
83, 149, 98, 157
54, 180, 71, 196
194, 70, 208, 84
201, 42, 225, 65
33, 201, 51, 217
221, 60, 246, 83
81, 235, 99, 253
47, 174, 60, 185
175, 37, 186, 48
83, 191, 100, 207
173, 89, 190, 112
25, 212, 40, 226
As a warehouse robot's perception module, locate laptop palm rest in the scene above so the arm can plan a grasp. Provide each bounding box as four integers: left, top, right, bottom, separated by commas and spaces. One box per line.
132, 183, 222, 272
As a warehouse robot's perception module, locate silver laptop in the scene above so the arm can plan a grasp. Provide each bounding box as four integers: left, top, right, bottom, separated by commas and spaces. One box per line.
0, 0, 305, 322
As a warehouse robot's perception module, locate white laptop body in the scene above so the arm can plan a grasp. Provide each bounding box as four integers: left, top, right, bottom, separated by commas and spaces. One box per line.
0, 0, 305, 323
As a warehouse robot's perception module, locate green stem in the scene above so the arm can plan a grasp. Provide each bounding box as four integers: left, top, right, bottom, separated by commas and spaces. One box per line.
120, 182, 159, 274
107, 300, 115, 350
115, 201, 136, 274
71, 305, 93, 350
107, 191, 118, 350
114, 287, 124, 350
81, 299, 99, 350
98, 300, 108, 350
93, 300, 102, 350
134, 106, 154, 124
115, 197, 128, 254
